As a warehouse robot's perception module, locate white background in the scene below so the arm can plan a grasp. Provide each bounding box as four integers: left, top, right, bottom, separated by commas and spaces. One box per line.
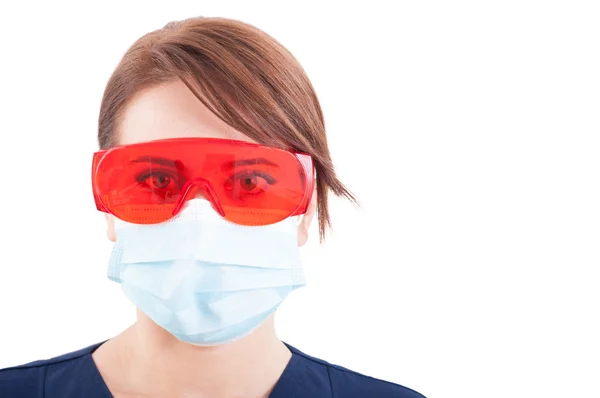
0, 1, 599, 397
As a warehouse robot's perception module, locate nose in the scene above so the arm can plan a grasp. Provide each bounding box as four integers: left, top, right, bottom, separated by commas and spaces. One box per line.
171, 178, 225, 217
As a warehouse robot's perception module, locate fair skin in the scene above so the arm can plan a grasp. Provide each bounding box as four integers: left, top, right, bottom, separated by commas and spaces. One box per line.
92, 79, 317, 398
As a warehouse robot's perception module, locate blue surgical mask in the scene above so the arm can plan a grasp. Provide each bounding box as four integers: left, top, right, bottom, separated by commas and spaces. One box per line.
107, 198, 305, 346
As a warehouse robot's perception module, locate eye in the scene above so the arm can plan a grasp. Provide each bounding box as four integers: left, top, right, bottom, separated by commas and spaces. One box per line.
136, 170, 182, 193
151, 174, 171, 189
240, 175, 258, 191
225, 170, 277, 196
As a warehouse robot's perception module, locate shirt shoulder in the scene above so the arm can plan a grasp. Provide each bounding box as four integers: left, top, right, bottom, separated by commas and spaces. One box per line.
0, 363, 43, 397
286, 344, 426, 398
0, 342, 109, 398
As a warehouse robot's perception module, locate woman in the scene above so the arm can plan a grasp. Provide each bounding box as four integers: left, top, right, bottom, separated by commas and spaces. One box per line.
0, 17, 425, 398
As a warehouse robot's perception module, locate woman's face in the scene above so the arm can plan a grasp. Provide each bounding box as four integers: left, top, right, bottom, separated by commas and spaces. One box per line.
105, 79, 316, 245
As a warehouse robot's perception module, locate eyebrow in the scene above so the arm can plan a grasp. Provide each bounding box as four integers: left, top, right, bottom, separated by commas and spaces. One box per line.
128, 156, 278, 171
129, 156, 180, 168
221, 158, 279, 172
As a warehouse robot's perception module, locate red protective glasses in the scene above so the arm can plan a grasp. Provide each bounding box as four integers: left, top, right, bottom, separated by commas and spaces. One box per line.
92, 138, 314, 226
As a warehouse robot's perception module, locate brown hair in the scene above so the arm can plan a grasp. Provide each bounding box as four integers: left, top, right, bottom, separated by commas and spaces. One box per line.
98, 16, 355, 240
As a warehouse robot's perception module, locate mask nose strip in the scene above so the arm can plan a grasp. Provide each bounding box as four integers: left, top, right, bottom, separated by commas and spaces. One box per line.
172, 179, 225, 217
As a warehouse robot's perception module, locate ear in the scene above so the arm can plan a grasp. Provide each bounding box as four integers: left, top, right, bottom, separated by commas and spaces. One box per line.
297, 189, 317, 247
105, 213, 116, 243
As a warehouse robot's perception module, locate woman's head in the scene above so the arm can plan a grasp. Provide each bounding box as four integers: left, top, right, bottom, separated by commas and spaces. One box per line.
98, 17, 354, 241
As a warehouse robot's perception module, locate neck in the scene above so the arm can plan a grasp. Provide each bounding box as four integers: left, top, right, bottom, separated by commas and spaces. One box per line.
97, 310, 291, 398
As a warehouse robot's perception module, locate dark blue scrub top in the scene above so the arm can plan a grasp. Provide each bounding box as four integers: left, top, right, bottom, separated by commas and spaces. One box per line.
0, 342, 425, 397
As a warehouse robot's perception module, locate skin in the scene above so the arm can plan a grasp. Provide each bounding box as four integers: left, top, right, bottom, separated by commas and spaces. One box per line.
92, 79, 317, 398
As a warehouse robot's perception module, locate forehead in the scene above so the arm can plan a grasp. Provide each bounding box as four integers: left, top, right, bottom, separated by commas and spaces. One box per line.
119, 79, 252, 146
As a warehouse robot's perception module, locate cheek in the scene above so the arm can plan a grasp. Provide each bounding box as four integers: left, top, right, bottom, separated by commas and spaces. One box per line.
105, 214, 116, 242
297, 228, 308, 247
297, 215, 310, 247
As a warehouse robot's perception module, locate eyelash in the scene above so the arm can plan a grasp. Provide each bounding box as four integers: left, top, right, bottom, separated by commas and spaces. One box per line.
134, 168, 278, 191
136, 169, 182, 187
230, 170, 278, 185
